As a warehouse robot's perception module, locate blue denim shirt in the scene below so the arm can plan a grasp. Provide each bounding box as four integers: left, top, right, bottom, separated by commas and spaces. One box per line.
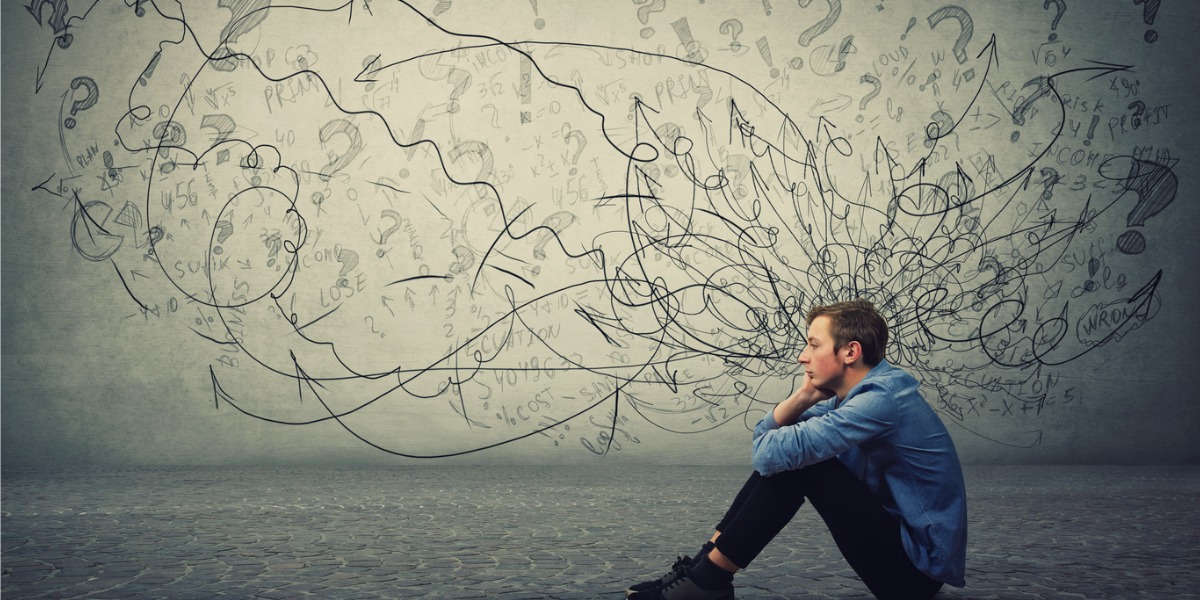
751, 361, 967, 587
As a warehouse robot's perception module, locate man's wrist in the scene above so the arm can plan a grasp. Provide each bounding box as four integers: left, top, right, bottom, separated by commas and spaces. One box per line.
773, 399, 803, 426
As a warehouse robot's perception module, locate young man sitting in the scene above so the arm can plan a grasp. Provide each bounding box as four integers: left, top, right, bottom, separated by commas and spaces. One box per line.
626, 299, 967, 600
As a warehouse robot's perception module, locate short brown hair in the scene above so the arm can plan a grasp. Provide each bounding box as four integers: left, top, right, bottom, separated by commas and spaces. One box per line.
806, 299, 888, 366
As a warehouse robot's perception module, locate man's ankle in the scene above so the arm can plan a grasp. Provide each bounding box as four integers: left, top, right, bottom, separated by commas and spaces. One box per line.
706, 548, 739, 573
687, 555, 735, 590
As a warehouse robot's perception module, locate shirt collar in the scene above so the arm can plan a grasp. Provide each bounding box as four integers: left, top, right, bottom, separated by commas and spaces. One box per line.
834, 360, 893, 406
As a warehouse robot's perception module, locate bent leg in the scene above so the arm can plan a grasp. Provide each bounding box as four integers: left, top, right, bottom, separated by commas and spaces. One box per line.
711, 460, 943, 600
799, 459, 942, 600
711, 470, 809, 568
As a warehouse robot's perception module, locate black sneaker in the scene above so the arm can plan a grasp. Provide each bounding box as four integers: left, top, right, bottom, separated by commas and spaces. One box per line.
630, 572, 735, 600
625, 555, 693, 598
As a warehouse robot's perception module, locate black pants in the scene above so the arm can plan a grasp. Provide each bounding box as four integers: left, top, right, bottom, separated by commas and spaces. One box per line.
713, 459, 944, 600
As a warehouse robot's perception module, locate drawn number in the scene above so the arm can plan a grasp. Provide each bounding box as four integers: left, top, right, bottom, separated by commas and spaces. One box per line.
365, 316, 385, 338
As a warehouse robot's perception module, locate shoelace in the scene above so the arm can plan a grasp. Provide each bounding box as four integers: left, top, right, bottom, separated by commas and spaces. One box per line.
670, 555, 691, 572
657, 572, 689, 598
656, 556, 690, 589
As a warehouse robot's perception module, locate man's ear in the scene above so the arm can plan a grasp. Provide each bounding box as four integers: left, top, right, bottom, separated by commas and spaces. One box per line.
842, 341, 862, 365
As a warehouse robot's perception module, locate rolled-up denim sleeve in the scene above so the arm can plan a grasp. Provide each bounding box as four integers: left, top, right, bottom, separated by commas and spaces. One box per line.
752, 398, 834, 440
751, 384, 896, 476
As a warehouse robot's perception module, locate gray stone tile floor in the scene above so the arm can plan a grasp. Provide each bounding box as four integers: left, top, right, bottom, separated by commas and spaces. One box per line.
2, 465, 1198, 599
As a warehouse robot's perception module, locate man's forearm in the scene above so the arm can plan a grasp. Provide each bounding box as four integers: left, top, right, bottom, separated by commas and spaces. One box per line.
773, 385, 831, 426
773, 398, 808, 427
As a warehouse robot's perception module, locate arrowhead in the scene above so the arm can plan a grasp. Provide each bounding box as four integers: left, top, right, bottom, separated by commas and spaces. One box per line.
1061, 59, 1136, 82
210, 367, 230, 409
1018, 166, 1035, 190
1127, 269, 1163, 319
355, 54, 382, 83
976, 33, 999, 69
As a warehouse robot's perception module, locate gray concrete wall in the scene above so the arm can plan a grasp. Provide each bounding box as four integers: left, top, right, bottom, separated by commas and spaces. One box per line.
4, 0, 1199, 467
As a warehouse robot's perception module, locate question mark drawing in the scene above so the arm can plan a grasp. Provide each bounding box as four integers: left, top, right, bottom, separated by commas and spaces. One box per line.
63, 76, 99, 129
1044, 0, 1066, 42
335, 247, 360, 284
797, 0, 842, 47
1099, 155, 1178, 254
318, 118, 364, 181
376, 210, 404, 256
27, 0, 72, 48
151, 121, 187, 172
634, 0, 667, 39
1133, 0, 1161, 43
532, 212, 578, 260
448, 245, 476, 275
481, 104, 501, 128
445, 68, 471, 114
1010, 75, 1053, 131
212, 220, 235, 257
927, 5, 974, 64
1127, 100, 1148, 130
858, 73, 881, 122
416, 54, 473, 115
449, 141, 495, 191
1036, 167, 1062, 201
201, 114, 238, 145
563, 128, 587, 173
448, 139, 494, 200
213, 0, 271, 71
719, 19, 746, 53
924, 109, 956, 147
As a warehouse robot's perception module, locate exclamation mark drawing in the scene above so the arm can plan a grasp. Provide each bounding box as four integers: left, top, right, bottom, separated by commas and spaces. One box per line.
756, 37, 780, 78
672, 17, 704, 63
138, 51, 162, 86
530, 0, 545, 29
1084, 114, 1099, 146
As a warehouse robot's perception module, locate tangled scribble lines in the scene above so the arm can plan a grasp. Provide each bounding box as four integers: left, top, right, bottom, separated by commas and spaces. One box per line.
41, 0, 1179, 456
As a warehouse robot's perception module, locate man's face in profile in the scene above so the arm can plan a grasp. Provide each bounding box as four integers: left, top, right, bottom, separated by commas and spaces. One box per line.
799, 315, 849, 395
